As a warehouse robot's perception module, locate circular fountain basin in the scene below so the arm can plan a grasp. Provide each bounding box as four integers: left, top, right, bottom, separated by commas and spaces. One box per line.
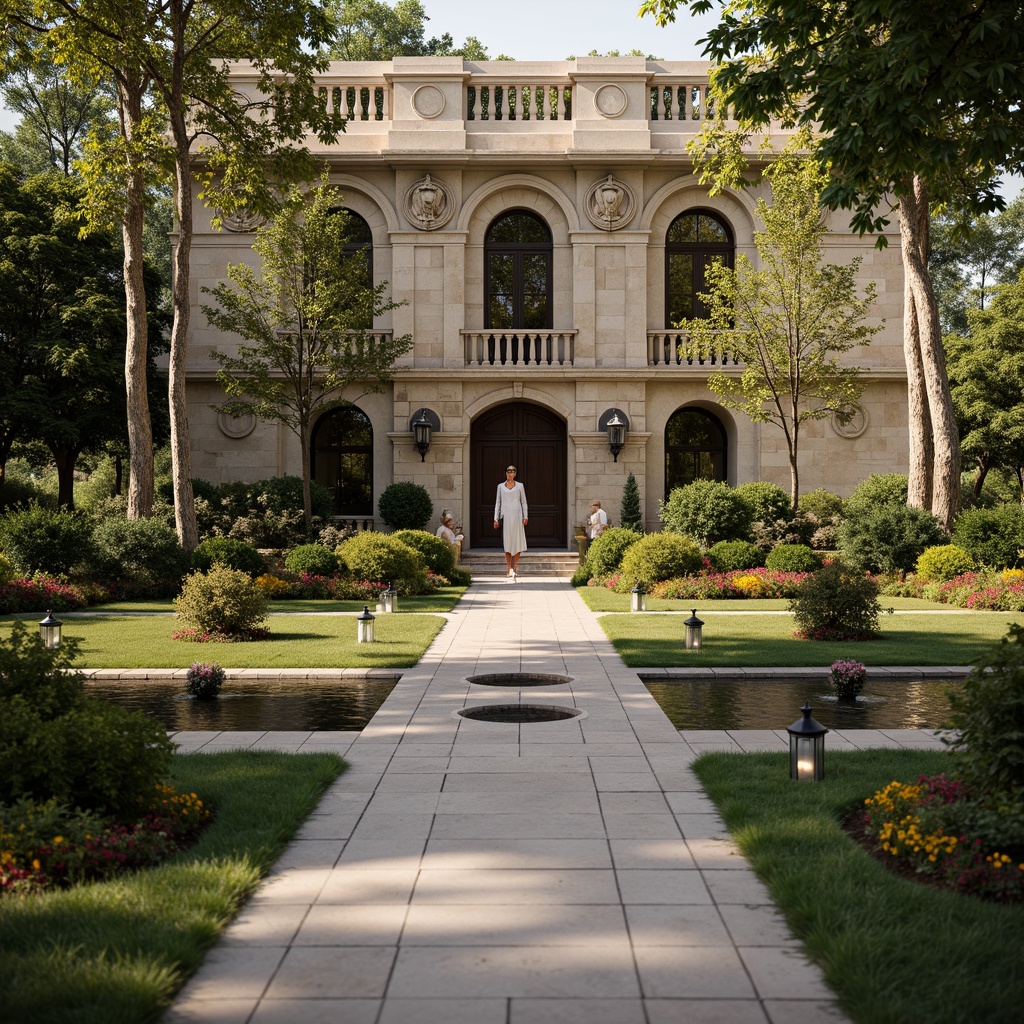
467, 672, 572, 687
455, 703, 584, 724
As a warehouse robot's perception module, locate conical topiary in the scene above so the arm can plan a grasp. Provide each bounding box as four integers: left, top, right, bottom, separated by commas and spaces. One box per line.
620, 472, 643, 533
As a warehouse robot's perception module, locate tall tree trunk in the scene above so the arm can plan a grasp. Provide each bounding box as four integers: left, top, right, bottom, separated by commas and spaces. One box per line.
119, 76, 155, 520
168, 124, 198, 551
973, 455, 991, 500
50, 446, 80, 509
898, 178, 960, 531
904, 265, 933, 509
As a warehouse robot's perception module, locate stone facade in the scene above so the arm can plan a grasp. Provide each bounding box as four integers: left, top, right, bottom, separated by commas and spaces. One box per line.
186, 57, 908, 550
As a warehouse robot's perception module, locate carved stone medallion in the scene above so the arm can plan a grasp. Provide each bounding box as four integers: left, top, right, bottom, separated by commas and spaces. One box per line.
412, 85, 446, 118
584, 175, 636, 231
831, 406, 867, 439
404, 174, 455, 230
217, 410, 257, 439
220, 209, 266, 233
594, 83, 627, 118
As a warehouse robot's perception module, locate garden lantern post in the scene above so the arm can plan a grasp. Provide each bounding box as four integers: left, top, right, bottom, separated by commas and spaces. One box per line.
631, 580, 646, 613
684, 609, 704, 649
787, 703, 828, 781
38, 610, 63, 649
357, 605, 376, 643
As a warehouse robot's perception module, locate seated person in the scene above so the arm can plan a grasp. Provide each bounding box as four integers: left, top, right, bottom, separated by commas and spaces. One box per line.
436, 514, 464, 562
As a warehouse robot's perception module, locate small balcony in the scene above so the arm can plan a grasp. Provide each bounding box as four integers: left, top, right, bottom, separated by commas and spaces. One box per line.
462, 330, 577, 368
647, 331, 743, 368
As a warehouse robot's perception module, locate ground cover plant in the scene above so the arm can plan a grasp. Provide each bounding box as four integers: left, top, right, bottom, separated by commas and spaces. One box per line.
694, 748, 1024, 1023
0, 751, 345, 1024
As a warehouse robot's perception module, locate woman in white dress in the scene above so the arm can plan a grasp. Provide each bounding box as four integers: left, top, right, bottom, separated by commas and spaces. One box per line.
493, 465, 529, 578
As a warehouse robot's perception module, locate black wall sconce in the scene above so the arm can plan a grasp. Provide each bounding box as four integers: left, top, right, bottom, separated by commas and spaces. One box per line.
598, 408, 630, 462
410, 408, 441, 461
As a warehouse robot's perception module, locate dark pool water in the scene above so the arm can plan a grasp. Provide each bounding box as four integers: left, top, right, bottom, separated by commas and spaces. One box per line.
643, 677, 962, 731
87, 679, 397, 731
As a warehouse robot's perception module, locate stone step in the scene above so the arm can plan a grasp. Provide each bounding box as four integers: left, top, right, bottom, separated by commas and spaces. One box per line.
460, 550, 579, 578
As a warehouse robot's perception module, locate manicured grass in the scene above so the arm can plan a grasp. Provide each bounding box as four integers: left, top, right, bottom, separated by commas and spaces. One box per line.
0, 613, 447, 669
0, 751, 345, 1024
598, 609, 1023, 666
693, 749, 1024, 1024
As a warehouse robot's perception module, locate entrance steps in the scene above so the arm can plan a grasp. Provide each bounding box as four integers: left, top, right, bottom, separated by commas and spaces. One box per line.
459, 549, 579, 578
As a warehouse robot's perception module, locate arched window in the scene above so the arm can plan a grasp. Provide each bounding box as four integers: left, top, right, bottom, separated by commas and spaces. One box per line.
665, 407, 727, 495
666, 210, 734, 324
485, 209, 553, 329
326, 208, 373, 328
311, 405, 373, 516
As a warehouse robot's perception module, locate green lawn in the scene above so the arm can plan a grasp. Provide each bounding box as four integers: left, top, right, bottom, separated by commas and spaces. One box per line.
694, 749, 1024, 1024
0, 612, 447, 669
0, 751, 345, 1024
597, 607, 1023, 666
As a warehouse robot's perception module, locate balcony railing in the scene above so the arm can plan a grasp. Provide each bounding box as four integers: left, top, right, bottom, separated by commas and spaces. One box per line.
463, 330, 576, 368
466, 83, 573, 121
647, 331, 743, 368
315, 82, 389, 121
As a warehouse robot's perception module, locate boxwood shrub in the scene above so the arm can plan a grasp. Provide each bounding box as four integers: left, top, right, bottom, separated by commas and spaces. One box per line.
707, 540, 765, 572
174, 564, 269, 636
393, 529, 455, 577
336, 532, 427, 594
579, 526, 642, 582
0, 504, 95, 576
659, 480, 753, 546
192, 536, 267, 578
915, 544, 977, 582
615, 532, 704, 591
764, 543, 822, 573
284, 543, 340, 577
952, 505, 1024, 569
378, 481, 433, 531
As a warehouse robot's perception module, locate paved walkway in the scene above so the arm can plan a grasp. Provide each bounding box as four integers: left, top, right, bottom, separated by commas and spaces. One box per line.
166, 577, 944, 1024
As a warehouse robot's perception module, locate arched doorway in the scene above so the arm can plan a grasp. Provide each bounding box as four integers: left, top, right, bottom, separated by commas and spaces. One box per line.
471, 403, 566, 548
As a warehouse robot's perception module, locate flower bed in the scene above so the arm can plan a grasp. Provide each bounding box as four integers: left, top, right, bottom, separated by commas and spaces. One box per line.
881, 568, 1024, 611
0, 575, 89, 614
618, 567, 811, 600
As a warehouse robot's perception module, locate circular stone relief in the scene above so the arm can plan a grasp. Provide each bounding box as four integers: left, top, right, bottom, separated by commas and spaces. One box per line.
220, 209, 266, 233
831, 407, 867, 439
594, 83, 627, 118
412, 85, 446, 119
217, 410, 257, 438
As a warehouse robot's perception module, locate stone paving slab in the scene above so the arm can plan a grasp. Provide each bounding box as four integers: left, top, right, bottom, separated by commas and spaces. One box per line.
164, 578, 952, 1023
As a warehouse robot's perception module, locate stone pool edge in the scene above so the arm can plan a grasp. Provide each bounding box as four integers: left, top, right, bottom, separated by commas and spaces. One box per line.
81, 668, 403, 682
638, 665, 974, 680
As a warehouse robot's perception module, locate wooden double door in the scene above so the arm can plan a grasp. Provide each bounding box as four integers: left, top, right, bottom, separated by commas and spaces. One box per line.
470, 403, 566, 549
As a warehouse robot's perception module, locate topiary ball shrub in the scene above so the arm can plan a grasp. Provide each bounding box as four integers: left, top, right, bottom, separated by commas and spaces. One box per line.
186, 661, 225, 699
799, 487, 845, 522
707, 540, 765, 573
790, 562, 882, 641
582, 526, 642, 581
192, 536, 267, 578
0, 503, 95, 576
336, 532, 427, 594
915, 544, 977, 582
284, 543, 340, 577
378, 481, 433, 531
952, 505, 1024, 569
91, 516, 190, 595
845, 473, 909, 514
174, 564, 269, 639
764, 543, 822, 573
392, 529, 455, 578
615, 532, 705, 591
838, 503, 946, 574
659, 480, 753, 546
735, 481, 792, 525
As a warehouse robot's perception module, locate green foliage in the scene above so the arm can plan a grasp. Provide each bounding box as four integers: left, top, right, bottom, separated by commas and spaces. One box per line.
582, 526, 642, 580
707, 540, 765, 572
764, 543, 822, 573
947, 624, 1024, 803
377, 481, 433, 530
336, 531, 427, 594
952, 505, 1024, 568
659, 480, 753, 546
845, 473, 909, 513
0, 621, 174, 817
0, 503, 95, 575
174, 565, 269, 636
186, 662, 225, 699
284, 543, 340, 577
616, 532, 705, 590
789, 562, 882, 640
620, 472, 644, 533
735, 481, 792, 523
0, 552, 13, 584
392, 529, 454, 577
915, 544, 977, 582
799, 487, 845, 522
90, 516, 190, 594
838, 503, 946, 574
192, 537, 267, 578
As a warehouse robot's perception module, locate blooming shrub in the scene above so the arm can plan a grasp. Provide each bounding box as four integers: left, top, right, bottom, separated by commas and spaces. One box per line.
255, 573, 294, 599
174, 564, 269, 639
790, 562, 882, 641
0, 574, 88, 614
186, 662, 225, 699
829, 659, 867, 699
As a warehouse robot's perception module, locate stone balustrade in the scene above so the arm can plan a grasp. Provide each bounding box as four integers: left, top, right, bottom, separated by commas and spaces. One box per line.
646, 330, 743, 368
462, 330, 577, 368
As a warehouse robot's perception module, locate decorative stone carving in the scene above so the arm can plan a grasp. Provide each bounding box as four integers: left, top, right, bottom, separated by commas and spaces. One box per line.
412, 84, 446, 118
594, 83, 627, 118
404, 174, 455, 230
220, 209, 266, 233
217, 410, 257, 438
584, 175, 636, 231
831, 406, 867, 439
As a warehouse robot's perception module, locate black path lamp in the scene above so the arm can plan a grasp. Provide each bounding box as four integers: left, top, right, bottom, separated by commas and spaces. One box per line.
631, 580, 647, 613
683, 608, 704, 649
383, 580, 398, 614
39, 609, 63, 649
357, 605, 376, 643
787, 703, 828, 782
411, 408, 440, 462
598, 408, 629, 462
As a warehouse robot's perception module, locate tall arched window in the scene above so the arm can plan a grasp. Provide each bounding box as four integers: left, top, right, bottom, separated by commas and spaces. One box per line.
666, 210, 734, 324
327, 208, 373, 329
485, 210, 553, 329
311, 405, 373, 516
665, 407, 727, 495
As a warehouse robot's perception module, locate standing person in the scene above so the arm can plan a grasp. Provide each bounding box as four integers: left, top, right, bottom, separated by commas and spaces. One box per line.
493, 465, 528, 579
588, 500, 608, 540
436, 513, 463, 562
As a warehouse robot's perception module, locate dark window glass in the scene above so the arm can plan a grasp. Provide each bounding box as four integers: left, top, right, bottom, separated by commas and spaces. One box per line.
665, 408, 727, 496
666, 210, 733, 322
311, 405, 373, 516
485, 210, 552, 329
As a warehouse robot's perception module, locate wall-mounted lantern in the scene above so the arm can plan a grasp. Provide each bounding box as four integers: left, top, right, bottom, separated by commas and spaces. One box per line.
631, 580, 646, 613
38, 610, 63, 649
684, 608, 704, 649
411, 408, 441, 462
598, 408, 629, 462
357, 605, 376, 643
787, 703, 828, 781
